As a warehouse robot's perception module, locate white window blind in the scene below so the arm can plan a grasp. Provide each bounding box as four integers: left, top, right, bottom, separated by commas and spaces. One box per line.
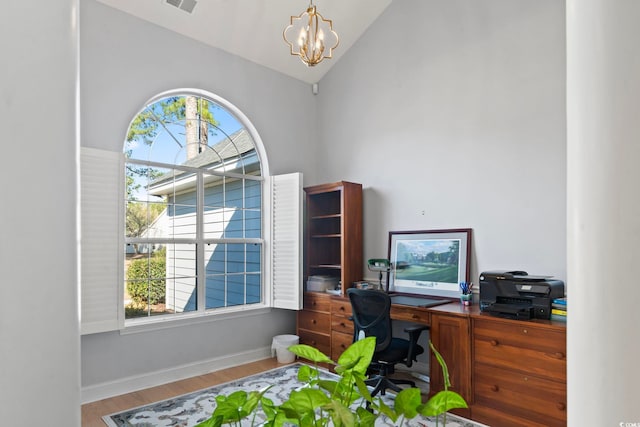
80, 147, 123, 335
270, 172, 303, 310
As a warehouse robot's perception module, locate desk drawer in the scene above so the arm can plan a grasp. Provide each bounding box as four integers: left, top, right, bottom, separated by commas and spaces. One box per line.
331, 297, 352, 317
473, 319, 566, 381
304, 292, 331, 312
473, 363, 566, 427
390, 305, 430, 325
331, 316, 354, 335
298, 329, 331, 356
472, 404, 554, 427
298, 310, 330, 332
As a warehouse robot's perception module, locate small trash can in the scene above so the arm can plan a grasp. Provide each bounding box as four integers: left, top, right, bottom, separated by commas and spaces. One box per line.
271, 334, 299, 363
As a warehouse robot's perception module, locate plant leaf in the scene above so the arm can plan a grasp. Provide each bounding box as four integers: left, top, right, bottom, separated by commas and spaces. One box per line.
289, 344, 333, 364
211, 391, 250, 422
319, 378, 353, 404
261, 396, 277, 420
429, 341, 451, 390
242, 390, 264, 416
372, 397, 398, 423
193, 414, 223, 427
271, 410, 299, 427
297, 364, 318, 384
285, 388, 331, 414
394, 387, 421, 419
317, 379, 339, 395
356, 406, 377, 427
336, 337, 375, 375
420, 390, 468, 417
353, 374, 373, 403
323, 399, 355, 427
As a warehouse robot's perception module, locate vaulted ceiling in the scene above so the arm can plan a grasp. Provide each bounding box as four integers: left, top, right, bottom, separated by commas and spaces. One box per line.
96, 0, 392, 84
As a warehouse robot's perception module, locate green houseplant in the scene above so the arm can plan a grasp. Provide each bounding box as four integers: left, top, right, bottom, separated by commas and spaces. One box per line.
195, 337, 467, 427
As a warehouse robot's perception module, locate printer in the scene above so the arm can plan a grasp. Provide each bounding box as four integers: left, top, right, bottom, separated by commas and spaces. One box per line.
479, 270, 564, 320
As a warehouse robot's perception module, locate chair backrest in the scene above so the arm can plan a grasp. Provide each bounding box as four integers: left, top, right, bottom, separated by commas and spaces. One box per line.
347, 288, 392, 353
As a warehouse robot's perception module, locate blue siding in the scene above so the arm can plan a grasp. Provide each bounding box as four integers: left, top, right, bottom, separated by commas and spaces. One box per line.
204, 243, 262, 309
165, 179, 262, 312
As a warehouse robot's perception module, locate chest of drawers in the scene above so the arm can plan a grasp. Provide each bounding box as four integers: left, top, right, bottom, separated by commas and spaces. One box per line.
297, 293, 355, 361
296, 292, 331, 357
472, 316, 567, 427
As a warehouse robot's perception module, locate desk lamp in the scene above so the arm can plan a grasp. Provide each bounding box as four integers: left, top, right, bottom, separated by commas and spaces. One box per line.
367, 259, 391, 292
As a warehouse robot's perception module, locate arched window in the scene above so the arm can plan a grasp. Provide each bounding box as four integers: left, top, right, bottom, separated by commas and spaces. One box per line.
80, 89, 301, 333
123, 90, 292, 321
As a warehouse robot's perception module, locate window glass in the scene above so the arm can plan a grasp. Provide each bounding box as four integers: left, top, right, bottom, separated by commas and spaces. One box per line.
204, 243, 262, 309
124, 92, 263, 320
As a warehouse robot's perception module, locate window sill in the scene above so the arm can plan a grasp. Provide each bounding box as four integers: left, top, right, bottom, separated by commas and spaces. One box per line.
120, 304, 272, 335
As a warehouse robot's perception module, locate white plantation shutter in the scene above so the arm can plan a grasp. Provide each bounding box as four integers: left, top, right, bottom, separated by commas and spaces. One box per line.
80, 147, 123, 334
270, 173, 303, 310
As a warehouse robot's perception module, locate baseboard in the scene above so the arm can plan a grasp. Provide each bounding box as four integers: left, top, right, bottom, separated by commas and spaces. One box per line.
81, 346, 272, 404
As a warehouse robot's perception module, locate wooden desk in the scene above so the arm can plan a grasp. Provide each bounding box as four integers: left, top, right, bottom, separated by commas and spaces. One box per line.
394, 301, 567, 427
296, 292, 567, 427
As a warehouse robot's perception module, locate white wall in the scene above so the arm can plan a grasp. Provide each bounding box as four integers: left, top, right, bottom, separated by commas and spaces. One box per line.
80, 0, 316, 397
317, 0, 566, 285
0, 0, 80, 424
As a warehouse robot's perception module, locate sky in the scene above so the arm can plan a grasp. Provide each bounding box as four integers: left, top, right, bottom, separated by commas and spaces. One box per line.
126, 97, 244, 165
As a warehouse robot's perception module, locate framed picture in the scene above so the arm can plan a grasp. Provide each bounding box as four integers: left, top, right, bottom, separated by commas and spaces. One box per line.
387, 228, 472, 298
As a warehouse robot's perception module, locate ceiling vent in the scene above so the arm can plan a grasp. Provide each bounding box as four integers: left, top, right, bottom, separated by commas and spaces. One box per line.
165, 0, 197, 14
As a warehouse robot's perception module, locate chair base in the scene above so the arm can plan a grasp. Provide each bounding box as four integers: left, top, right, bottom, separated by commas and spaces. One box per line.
366, 375, 416, 397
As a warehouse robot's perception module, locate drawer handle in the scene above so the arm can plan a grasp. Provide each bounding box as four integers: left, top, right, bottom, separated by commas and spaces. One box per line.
556, 402, 566, 411
340, 322, 346, 327
311, 319, 317, 324
311, 340, 316, 345
340, 306, 346, 311
490, 385, 499, 392
522, 329, 528, 334
550, 352, 565, 360
490, 339, 499, 346
412, 314, 420, 319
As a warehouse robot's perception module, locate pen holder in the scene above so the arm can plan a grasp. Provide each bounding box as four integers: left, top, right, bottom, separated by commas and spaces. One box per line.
460, 293, 473, 306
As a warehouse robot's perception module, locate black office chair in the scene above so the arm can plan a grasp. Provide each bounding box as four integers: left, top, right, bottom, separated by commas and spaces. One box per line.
347, 288, 429, 397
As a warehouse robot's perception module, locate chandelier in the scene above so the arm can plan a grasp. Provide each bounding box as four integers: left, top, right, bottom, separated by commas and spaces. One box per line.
283, 1, 339, 67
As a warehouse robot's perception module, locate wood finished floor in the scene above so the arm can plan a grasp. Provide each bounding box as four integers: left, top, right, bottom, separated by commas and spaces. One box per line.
81, 357, 282, 427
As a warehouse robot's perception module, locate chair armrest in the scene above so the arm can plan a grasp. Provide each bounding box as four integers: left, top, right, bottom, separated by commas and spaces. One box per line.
404, 324, 429, 334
